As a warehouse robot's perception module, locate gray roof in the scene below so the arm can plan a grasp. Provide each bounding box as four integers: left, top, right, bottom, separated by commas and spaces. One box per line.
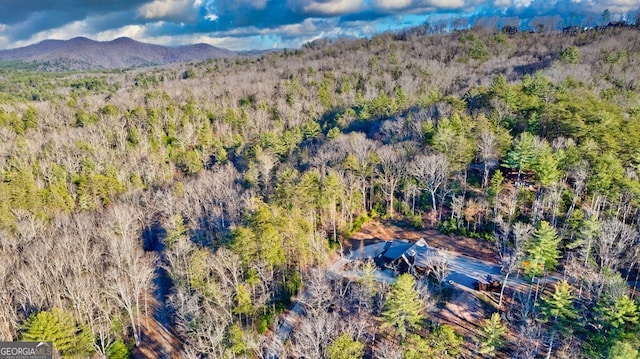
380, 241, 412, 261
380, 238, 433, 267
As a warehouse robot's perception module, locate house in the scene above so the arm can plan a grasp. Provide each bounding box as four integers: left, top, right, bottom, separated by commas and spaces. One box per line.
607, 21, 627, 28
474, 274, 502, 292
562, 26, 580, 36
502, 25, 518, 36
375, 238, 433, 275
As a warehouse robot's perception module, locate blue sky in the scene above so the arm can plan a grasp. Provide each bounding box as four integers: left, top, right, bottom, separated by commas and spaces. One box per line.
0, 0, 638, 50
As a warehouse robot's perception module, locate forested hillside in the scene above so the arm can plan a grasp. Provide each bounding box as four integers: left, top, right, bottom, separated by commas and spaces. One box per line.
1, 24, 640, 358
0, 37, 237, 71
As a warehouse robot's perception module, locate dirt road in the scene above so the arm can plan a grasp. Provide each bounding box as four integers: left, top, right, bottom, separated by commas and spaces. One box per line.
133, 224, 182, 359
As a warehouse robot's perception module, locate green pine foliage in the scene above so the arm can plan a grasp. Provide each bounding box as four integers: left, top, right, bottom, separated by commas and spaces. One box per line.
233, 284, 254, 317
431, 113, 476, 171
404, 325, 463, 359
430, 325, 463, 358
381, 274, 425, 338
597, 294, 639, 332
561, 46, 581, 64
327, 333, 364, 359
226, 324, 248, 356
106, 339, 130, 359
525, 221, 560, 278
539, 280, 577, 332
609, 340, 639, 359
502, 132, 536, 176
173, 148, 203, 174
231, 201, 324, 270
20, 308, 94, 358
74, 164, 127, 209
479, 312, 506, 356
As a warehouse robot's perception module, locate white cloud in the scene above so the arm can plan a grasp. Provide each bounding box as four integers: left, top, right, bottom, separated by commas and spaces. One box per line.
597, 0, 640, 13
371, 0, 640, 13
373, 0, 413, 10
421, 0, 466, 9
513, 0, 533, 7
205, 13, 219, 21
219, 0, 269, 11
273, 18, 336, 36
12, 19, 89, 47
10, 20, 155, 48
2, 0, 639, 51
298, 0, 365, 15
203, 36, 270, 49
239, 0, 269, 10
203, 17, 339, 39
138, 0, 200, 23
139, 32, 267, 50
148, 16, 365, 50
93, 24, 149, 42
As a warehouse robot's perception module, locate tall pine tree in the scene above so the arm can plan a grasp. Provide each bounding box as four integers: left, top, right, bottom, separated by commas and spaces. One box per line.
479, 312, 506, 356
539, 280, 577, 332
20, 308, 93, 357
382, 274, 425, 339
525, 221, 560, 278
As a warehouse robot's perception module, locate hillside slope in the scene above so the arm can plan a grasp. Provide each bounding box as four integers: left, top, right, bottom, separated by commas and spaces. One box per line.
0, 36, 236, 70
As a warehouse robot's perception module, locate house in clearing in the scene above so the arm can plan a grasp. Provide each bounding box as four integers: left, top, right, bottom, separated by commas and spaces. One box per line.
374, 238, 433, 276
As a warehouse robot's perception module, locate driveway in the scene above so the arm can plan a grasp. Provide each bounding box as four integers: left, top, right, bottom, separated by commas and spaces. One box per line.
341, 240, 519, 289
267, 239, 531, 357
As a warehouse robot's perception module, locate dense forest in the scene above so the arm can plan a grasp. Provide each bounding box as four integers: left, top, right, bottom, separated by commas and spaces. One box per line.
1, 21, 640, 358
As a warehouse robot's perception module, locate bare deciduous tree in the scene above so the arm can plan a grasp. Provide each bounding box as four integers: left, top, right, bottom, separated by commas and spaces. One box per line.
290, 308, 343, 359
478, 129, 499, 189
594, 219, 637, 273
104, 205, 157, 346
427, 254, 451, 288
171, 288, 228, 358
376, 145, 406, 215
497, 220, 532, 308
410, 152, 449, 214
375, 341, 403, 359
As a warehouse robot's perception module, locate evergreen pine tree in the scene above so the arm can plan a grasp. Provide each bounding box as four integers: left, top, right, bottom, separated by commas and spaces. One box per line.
327, 333, 364, 359
502, 132, 536, 181
20, 308, 93, 357
533, 149, 560, 187
609, 340, 639, 359
539, 280, 577, 332
479, 312, 506, 356
597, 294, 639, 332
382, 274, 425, 338
525, 221, 560, 278
106, 339, 130, 359
233, 284, 254, 317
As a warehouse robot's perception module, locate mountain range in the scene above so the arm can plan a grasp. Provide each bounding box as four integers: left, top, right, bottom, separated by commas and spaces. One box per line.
0, 37, 237, 70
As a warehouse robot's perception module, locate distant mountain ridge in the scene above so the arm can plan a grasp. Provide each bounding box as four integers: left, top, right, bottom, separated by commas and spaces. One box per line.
0, 36, 237, 70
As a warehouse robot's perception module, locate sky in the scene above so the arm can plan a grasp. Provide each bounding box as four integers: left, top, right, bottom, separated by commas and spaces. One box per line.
0, 0, 638, 51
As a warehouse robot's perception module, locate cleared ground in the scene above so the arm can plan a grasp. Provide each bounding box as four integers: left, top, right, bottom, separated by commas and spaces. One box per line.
348, 220, 499, 262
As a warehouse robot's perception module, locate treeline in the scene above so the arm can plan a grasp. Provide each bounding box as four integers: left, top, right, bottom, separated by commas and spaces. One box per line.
0, 25, 639, 357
